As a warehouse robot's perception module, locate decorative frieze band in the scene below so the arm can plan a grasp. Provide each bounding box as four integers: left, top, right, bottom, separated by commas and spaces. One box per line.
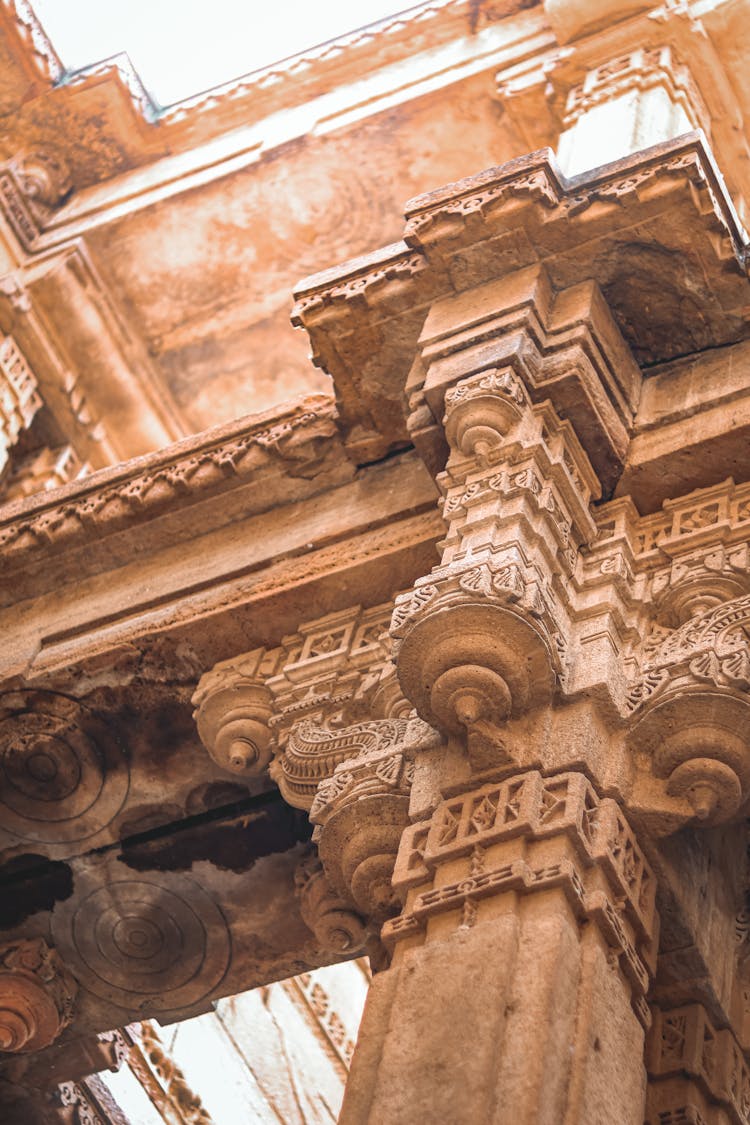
383, 769, 656, 1027
0, 394, 340, 568
647, 1003, 750, 1125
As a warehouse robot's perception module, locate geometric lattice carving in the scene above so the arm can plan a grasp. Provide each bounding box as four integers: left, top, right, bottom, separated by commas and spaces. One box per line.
647, 1003, 750, 1125
0, 334, 40, 472
386, 769, 657, 1029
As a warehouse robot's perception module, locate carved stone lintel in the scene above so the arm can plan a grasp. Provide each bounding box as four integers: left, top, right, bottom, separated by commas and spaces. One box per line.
0, 939, 76, 1053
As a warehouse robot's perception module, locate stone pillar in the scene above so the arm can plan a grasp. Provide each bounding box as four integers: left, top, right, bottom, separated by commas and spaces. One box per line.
646, 1002, 750, 1124
556, 46, 710, 177
331, 274, 658, 1122
341, 769, 656, 1125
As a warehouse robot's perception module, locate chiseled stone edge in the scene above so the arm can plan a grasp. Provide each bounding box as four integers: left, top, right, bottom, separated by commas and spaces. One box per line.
0, 392, 341, 565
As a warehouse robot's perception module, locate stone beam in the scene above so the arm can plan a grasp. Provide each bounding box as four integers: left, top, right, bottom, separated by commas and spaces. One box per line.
0, 794, 357, 1045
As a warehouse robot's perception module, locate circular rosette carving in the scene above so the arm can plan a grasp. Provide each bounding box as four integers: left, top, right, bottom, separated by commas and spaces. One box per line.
630, 692, 750, 827
0, 691, 128, 850
396, 602, 556, 745
52, 875, 230, 1014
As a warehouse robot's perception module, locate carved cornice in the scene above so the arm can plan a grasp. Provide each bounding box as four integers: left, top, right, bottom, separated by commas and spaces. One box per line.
0, 394, 340, 573
1, 0, 63, 84
560, 46, 710, 135
293, 134, 749, 467
160, 0, 466, 124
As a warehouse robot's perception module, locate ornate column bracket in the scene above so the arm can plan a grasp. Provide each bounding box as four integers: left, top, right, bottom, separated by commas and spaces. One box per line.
393, 327, 602, 767
193, 652, 274, 775
193, 601, 409, 787
194, 604, 441, 931
383, 767, 657, 1031
585, 479, 750, 830
307, 716, 440, 924
294, 849, 367, 956
0, 939, 76, 1054
627, 592, 750, 828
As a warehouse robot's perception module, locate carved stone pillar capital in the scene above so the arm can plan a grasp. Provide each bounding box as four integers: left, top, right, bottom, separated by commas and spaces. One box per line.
384, 767, 657, 1028
393, 287, 608, 766
340, 768, 658, 1124
0, 939, 76, 1053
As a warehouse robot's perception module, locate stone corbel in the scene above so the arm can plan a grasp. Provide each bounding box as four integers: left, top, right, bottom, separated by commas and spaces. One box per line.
0, 939, 76, 1054
588, 480, 750, 831
294, 849, 367, 956
193, 656, 274, 776
192, 602, 407, 785
306, 716, 440, 924
9, 149, 72, 223
627, 593, 750, 829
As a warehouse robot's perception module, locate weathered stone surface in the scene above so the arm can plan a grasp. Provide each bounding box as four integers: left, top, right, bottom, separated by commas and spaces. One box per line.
1, 1, 750, 1120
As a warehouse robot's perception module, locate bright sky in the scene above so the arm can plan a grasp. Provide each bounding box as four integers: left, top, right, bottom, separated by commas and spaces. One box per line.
32, 0, 410, 107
